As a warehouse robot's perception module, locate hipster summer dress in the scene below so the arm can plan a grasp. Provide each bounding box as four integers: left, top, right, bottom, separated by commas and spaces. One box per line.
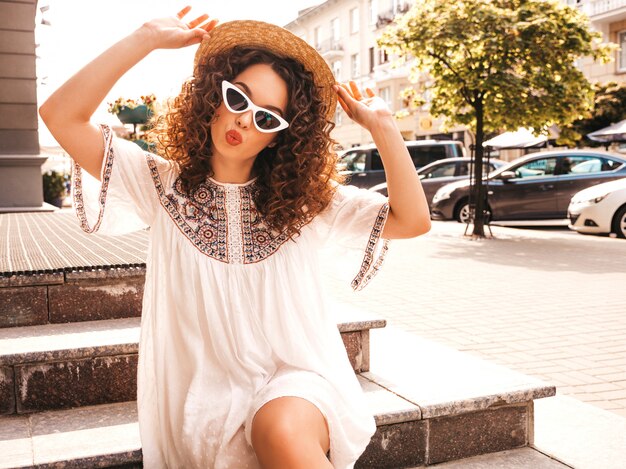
71, 123, 391, 469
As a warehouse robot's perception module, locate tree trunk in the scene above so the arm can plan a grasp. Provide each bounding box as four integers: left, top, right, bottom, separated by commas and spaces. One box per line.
472, 99, 486, 238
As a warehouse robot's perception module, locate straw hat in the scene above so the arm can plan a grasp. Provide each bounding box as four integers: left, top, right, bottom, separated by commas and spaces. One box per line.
193, 20, 337, 120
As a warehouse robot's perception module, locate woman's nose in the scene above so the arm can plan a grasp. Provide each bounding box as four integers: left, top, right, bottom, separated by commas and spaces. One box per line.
236, 110, 253, 129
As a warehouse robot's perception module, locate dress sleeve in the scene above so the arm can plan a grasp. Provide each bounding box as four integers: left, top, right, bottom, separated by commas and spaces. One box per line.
71, 123, 173, 236
316, 181, 391, 292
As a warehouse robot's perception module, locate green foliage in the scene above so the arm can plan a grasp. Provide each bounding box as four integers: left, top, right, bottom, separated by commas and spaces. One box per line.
42, 170, 66, 203
558, 81, 626, 147
377, 0, 615, 135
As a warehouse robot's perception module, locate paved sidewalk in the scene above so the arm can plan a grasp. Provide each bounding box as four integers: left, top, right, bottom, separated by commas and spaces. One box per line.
320, 220, 626, 419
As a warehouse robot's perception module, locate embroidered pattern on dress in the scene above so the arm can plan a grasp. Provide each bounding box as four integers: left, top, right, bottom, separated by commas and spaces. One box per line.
224, 186, 244, 264
240, 188, 306, 264
148, 160, 229, 262
147, 162, 304, 264
72, 123, 115, 233
351, 202, 390, 291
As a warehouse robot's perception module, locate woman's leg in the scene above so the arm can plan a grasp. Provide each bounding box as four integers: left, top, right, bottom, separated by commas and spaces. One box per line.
251, 396, 332, 469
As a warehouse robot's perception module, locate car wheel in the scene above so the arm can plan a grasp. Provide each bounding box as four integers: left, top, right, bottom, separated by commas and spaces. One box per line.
456, 201, 471, 223
455, 200, 492, 224
611, 204, 626, 239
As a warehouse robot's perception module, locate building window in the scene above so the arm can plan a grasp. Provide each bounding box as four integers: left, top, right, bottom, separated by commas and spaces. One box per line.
314, 26, 321, 49
380, 86, 392, 110
369, 47, 375, 73
619, 30, 626, 72
351, 53, 360, 78
350, 8, 359, 34
379, 49, 389, 64
331, 17, 340, 41
335, 105, 343, 125
369, 0, 378, 25
332, 60, 342, 80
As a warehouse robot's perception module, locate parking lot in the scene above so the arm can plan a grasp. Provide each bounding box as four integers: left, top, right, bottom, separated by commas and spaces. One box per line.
321, 219, 626, 419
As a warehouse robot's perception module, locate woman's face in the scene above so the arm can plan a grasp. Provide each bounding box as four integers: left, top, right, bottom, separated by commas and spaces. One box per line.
210, 63, 289, 163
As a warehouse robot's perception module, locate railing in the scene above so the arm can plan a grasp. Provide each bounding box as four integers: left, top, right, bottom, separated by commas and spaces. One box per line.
316, 38, 344, 54
578, 0, 626, 17
376, 3, 411, 29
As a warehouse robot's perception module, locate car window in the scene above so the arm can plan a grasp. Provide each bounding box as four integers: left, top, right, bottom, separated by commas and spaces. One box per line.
513, 157, 558, 178
427, 162, 457, 178
351, 152, 366, 171
339, 151, 367, 172
371, 150, 384, 170
458, 162, 497, 177
408, 145, 448, 167
451, 143, 465, 157
560, 156, 622, 175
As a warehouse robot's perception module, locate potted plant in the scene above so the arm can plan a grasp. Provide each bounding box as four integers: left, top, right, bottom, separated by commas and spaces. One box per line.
42, 170, 67, 208
107, 94, 156, 124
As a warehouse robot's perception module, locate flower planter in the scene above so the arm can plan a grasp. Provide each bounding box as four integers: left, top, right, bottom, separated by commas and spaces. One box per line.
117, 105, 152, 124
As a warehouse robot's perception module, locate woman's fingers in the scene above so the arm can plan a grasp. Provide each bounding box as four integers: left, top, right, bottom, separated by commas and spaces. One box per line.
366, 87, 375, 98
176, 5, 191, 19
349, 81, 363, 100
188, 14, 210, 29
337, 95, 352, 119
340, 82, 353, 99
198, 18, 219, 32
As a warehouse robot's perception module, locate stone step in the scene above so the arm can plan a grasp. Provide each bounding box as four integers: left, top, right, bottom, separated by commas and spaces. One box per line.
0, 268, 146, 329
407, 447, 572, 468
0, 310, 386, 415
0, 326, 558, 468
355, 326, 557, 468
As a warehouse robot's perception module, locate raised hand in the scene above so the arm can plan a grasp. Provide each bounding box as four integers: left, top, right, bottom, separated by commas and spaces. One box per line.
334, 81, 393, 131
140, 5, 219, 50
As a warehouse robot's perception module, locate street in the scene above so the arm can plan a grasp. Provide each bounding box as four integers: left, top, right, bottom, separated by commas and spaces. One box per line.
321, 219, 626, 419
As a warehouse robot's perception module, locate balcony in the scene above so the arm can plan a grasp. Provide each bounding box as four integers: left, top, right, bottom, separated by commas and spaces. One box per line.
376, 3, 411, 29
575, 0, 626, 23
316, 38, 344, 60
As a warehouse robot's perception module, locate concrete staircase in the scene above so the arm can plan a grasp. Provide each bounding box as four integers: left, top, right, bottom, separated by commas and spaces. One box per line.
1, 267, 558, 468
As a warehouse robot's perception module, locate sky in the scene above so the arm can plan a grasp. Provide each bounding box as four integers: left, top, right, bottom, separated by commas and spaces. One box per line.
36, 0, 321, 147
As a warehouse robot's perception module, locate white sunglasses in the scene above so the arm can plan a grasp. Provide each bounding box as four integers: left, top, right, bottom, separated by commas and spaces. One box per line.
221, 80, 290, 133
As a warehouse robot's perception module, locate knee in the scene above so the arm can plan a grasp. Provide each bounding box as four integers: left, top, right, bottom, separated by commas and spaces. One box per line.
251, 403, 300, 452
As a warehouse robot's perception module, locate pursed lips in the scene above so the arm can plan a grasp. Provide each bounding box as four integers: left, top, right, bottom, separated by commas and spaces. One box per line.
226, 129, 242, 145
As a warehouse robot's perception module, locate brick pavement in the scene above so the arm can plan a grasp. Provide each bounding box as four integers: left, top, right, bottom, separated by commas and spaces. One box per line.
320, 220, 626, 419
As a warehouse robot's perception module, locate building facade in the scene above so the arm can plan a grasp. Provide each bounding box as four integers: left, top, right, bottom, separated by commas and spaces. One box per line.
567, 0, 626, 84
0, 0, 50, 212
285, 0, 470, 151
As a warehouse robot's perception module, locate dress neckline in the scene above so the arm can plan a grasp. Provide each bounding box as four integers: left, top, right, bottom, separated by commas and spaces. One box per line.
207, 176, 258, 187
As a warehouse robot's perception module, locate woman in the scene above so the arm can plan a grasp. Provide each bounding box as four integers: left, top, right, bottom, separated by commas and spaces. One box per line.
39, 6, 431, 468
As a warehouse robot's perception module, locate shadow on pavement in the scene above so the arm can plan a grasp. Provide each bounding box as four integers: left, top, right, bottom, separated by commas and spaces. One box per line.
427, 223, 625, 275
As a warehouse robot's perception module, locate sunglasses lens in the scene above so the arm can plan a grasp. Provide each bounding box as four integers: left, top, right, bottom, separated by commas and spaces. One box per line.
225, 88, 248, 112
255, 111, 282, 131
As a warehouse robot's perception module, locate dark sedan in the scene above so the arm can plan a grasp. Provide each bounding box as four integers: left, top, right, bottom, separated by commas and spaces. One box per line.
430, 150, 626, 223
369, 157, 507, 205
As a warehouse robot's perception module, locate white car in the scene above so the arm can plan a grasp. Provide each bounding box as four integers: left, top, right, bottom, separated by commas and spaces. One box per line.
567, 177, 626, 238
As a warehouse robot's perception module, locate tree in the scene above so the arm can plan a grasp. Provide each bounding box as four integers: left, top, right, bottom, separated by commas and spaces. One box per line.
558, 82, 626, 147
377, 0, 613, 238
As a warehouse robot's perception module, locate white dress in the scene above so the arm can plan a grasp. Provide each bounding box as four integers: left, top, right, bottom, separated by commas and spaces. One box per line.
71, 123, 391, 469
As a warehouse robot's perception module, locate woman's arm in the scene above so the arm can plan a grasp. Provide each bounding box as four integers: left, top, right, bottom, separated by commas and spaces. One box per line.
335, 82, 431, 239
39, 6, 216, 181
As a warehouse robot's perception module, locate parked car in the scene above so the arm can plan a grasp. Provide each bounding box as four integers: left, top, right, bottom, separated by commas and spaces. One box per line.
369, 157, 507, 205
430, 150, 626, 223
567, 177, 626, 238
338, 140, 466, 189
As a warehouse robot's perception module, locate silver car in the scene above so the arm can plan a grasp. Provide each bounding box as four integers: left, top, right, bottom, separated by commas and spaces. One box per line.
368, 156, 507, 206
